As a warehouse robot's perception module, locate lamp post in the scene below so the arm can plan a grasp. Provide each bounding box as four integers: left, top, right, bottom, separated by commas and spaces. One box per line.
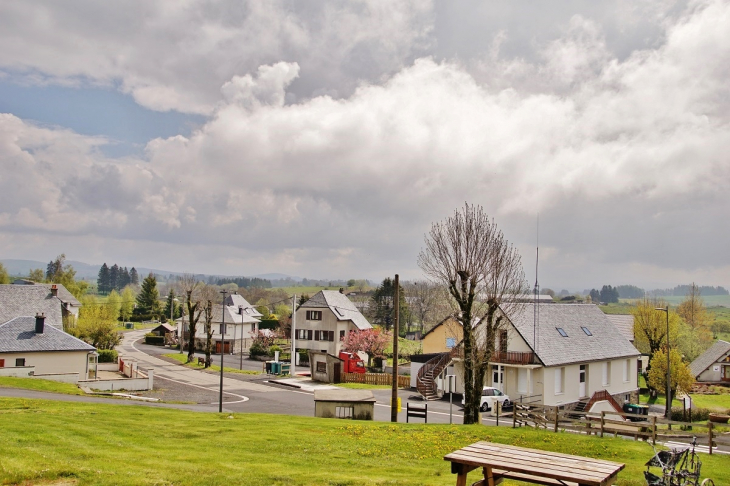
179, 295, 186, 354
655, 305, 671, 418
219, 289, 228, 413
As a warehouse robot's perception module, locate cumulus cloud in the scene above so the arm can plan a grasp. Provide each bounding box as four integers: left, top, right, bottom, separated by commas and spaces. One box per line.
0, 0, 728, 288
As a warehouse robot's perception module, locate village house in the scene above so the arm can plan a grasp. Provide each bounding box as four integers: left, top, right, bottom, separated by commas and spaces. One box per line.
294, 290, 372, 356
414, 303, 641, 411
689, 340, 730, 383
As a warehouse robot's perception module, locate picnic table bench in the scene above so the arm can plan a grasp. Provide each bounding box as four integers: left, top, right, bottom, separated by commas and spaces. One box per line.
444, 441, 624, 486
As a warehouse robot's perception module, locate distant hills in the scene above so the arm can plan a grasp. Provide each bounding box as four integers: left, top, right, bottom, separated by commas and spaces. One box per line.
1, 258, 302, 284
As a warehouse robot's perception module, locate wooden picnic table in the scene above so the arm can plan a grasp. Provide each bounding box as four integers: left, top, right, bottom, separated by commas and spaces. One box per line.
444, 441, 625, 486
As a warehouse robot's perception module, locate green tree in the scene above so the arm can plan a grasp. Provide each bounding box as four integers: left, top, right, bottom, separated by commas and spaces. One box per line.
632, 299, 681, 371
163, 289, 180, 322
135, 274, 161, 316
0, 263, 9, 284
120, 286, 136, 322
677, 283, 711, 330
97, 263, 110, 294
129, 267, 139, 286
106, 290, 122, 322
28, 268, 45, 282
44, 254, 88, 298
370, 277, 409, 331
75, 295, 121, 349
647, 348, 695, 398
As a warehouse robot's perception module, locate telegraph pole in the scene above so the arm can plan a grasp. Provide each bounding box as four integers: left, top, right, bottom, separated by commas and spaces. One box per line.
219, 289, 228, 413
291, 294, 296, 374
391, 274, 399, 422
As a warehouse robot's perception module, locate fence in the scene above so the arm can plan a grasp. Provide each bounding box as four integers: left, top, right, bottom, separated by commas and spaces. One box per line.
510, 402, 730, 455
341, 372, 410, 388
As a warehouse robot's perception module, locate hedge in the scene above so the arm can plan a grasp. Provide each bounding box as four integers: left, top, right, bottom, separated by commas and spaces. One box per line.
259, 319, 279, 330
144, 335, 165, 345
97, 350, 118, 363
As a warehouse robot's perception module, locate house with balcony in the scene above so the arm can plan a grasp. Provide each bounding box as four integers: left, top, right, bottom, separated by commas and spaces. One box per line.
415, 303, 641, 410
294, 290, 372, 356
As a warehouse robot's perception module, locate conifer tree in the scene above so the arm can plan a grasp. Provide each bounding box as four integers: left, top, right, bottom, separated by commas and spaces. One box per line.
135, 273, 161, 317
97, 263, 110, 294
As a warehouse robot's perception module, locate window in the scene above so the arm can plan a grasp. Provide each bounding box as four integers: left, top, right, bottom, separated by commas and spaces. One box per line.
602, 362, 611, 386
581, 327, 592, 336
340, 330, 346, 341
314, 330, 334, 342
316, 361, 327, 373
556, 328, 568, 337
445, 337, 456, 349
482, 388, 493, 396
623, 359, 630, 382
498, 331, 508, 351
306, 310, 322, 321
16, 358, 26, 367
555, 367, 565, 394
296, 329, 308, 340
336, 406, 354, 419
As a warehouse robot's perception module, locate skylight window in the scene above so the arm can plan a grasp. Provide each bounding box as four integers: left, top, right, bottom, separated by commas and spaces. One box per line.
556, 328, 568, 337
581, 326, 593, 336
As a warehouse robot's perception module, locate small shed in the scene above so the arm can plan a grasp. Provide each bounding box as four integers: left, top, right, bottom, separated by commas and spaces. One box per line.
313, 389, 376, 420
690, 340, 730, 383
309, 351, 343, 383
151, 323, 175, 337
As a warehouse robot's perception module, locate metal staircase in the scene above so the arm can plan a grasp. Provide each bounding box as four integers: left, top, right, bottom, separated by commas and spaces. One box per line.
416, 348, 459, 400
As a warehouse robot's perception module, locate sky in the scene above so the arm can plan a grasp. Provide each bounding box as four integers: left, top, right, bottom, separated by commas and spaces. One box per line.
0, 0, 728, 291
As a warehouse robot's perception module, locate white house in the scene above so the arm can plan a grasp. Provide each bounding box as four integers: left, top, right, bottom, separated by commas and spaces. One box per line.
181, 293, 261, 354
689, 340, 730, 383
294, 290, 372, 356
0, 314, 96, 382
419, 304, 640, 409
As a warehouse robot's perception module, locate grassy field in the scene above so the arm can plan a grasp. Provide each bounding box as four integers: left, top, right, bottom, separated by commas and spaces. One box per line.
0, 377, 85, 395
2, 398, 728, 486
163, 353, 261, 375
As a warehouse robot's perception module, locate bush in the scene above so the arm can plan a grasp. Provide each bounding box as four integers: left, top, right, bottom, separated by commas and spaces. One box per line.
670, 406, 712, 422
249, 343, 267, 357
298, 350, 309, 363
259, 319, 279, 330
144, 335, 165, 345
97, 350, 118, 363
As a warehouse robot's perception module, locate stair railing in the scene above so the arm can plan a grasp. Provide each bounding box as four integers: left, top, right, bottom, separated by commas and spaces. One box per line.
416, 347, 460, 399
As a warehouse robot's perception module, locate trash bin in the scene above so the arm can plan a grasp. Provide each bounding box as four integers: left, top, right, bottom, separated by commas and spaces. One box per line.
265, 361, 273, 374
623, 403, 648, 422
125, 322, 134, 329
271, 362, 281, 375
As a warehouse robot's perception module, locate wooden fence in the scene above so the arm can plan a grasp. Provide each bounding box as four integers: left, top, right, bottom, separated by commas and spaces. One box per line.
341, 372, 410, 388
510, 403, 730, 455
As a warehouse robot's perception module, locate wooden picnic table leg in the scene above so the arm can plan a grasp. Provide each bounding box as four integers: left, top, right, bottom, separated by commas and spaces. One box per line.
483, 466, 495, 486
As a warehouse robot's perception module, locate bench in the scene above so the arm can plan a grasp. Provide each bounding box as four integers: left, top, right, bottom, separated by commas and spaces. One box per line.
407, 402, 427, 423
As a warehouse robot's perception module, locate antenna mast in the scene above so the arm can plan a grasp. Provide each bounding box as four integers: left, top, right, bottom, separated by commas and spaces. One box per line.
533, 215, 539, 355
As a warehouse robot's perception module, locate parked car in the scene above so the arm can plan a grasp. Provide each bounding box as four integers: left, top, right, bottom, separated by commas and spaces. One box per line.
461, 386, 511, 412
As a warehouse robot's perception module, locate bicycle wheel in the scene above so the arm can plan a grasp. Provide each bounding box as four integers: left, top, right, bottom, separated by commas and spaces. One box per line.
700, 479, 715, 486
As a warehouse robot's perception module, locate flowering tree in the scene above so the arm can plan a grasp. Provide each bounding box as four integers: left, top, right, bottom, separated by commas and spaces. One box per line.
341, 329, 391, 367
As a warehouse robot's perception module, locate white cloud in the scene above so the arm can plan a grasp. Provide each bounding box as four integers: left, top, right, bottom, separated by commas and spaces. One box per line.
0, 0, 728, 288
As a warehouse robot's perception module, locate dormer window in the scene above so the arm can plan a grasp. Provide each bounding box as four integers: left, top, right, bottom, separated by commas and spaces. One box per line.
556, 328, 568, 337
581, 327, 592, 336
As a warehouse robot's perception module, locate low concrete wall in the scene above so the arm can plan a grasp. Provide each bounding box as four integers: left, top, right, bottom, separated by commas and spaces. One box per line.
79, 369, 153, 391
98, 363, 120, 372
0, 366, 35, 377
33, 373, 80, 384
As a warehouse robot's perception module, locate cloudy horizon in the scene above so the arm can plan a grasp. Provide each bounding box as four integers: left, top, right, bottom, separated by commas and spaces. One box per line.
1, 1, 728, 291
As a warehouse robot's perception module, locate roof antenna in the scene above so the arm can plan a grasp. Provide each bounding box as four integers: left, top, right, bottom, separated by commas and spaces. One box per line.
533, 214, 539, 355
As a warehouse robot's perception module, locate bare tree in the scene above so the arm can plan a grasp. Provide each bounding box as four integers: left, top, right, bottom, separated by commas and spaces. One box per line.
405, 280, 441, 334
418, 203, 527, 424
178, 274, 203, 363
200, 284, 220, 368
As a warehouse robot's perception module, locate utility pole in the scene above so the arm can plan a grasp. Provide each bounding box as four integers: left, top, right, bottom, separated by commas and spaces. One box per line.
391, 274, 399, 423
219, 289, 228, 413
291, 294, 296, 375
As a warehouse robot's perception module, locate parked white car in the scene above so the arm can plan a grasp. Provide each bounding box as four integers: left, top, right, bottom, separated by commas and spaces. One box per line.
461, 386, 511, 412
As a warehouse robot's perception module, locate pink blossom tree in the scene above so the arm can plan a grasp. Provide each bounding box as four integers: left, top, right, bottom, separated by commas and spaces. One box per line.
340, 328, 391, 367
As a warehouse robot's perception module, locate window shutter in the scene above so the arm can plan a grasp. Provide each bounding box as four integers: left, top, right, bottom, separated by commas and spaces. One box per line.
307, 330, 312, 340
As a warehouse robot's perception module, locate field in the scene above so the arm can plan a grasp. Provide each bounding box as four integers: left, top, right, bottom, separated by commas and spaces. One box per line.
2, 397, 729, 486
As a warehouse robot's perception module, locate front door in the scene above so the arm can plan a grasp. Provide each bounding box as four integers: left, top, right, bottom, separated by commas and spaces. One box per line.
579, 364, 587, 397
492, 368, 504, 390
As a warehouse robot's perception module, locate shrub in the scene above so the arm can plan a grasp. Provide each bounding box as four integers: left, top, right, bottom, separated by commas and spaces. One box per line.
268, 345, 282, 357
298, 350, 309, 363
249, 342, 267, 357
259, 319, 279, 330
97, 349, 118, 363
670, 406, 712, 422
144, 335, 165, 345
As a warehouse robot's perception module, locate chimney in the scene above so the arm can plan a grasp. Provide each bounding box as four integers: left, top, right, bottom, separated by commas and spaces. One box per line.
339, 287, 344, 294
35, 313, 45, 334
239, 306, 244, 315
50, 284, 58, 297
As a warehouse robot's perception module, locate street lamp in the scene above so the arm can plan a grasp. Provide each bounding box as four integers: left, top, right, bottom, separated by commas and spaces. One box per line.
179, 295, 186, 354
655, 306, 671, 418
219, 289, 228, 413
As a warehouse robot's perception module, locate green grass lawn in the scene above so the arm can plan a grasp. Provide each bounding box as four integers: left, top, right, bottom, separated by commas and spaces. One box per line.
690, 391, 730, 412
0, 376, 85, 395
163, 353, 261, 375
2, 398, 728, 486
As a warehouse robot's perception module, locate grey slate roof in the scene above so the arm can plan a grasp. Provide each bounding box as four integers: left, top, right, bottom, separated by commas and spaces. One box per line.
226, 294, 263, 318
300, 291, 372, 330
689, 340, 730, 378
605, 314, 635, 342
506, 303, 640, 367
38, 284, 81, 307
0, 285, 64, 329
0, 316, 95, 353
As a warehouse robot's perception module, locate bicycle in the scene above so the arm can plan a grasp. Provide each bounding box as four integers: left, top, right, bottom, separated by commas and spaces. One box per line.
644, 437, 715, 486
